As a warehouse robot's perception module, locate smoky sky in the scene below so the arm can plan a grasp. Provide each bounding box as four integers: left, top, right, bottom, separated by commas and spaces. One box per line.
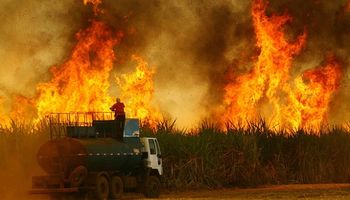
0, 0, 350, 126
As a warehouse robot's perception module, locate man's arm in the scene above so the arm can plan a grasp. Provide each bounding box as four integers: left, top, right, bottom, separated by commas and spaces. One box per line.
110, 104, 116, 111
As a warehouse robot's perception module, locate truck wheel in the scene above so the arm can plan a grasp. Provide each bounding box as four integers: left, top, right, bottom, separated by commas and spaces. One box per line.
69, 166, 88, 187
95, 175, 109, 200
143, 176, 161, 198
110, 176, 123, 199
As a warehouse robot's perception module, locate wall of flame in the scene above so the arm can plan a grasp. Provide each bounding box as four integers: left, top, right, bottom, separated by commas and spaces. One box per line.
0, 0, 349, 130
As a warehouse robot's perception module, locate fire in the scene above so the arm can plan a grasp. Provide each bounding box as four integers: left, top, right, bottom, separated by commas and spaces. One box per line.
221, 0, 342, 131
117, 55, 163, 128
0, 97, 9, 125
10, 95, 35, 123
10, 12, 162, 126
289, 56, 341, 130
34, 20, 122, 119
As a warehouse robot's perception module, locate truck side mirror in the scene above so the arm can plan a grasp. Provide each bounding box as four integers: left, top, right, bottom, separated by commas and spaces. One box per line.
157, 154, 162, 159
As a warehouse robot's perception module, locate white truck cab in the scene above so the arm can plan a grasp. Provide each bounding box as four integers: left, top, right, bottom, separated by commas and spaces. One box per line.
140, 137, 163, 176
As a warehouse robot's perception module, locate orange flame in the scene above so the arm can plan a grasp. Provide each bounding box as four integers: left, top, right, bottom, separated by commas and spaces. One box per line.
0, 97, 9, 125
221, 0, 341, 131
117, 55, 163, 128
289, 56, 341, 129
8, 0, 162, 126
35, 20, 122, 118
10, 95, 35, 123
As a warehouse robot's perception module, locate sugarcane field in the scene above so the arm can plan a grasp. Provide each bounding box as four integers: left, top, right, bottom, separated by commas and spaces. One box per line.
2, 0, 350, 200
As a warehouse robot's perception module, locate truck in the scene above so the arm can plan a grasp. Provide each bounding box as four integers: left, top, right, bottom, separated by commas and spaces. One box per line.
30, 112, 163, 200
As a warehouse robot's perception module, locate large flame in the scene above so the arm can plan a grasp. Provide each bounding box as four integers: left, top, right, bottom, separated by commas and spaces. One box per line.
34, 20, 122, 119
288, 55, 341, 130
221, 0, 342, 131
26, 0, 161, 124
117, 55, 163, 128
10, 95, 35, 123
6, 0, 344, 132
10, 5, 161, 125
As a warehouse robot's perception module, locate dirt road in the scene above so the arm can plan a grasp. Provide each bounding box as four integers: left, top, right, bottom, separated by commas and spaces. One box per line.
123, 184, 350, 200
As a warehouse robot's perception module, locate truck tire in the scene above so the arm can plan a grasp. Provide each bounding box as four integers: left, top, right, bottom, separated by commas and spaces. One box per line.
95, 175, 109, 200
143, 176, 161, 198
69, 166, 88, 187
110, 176, 123, 199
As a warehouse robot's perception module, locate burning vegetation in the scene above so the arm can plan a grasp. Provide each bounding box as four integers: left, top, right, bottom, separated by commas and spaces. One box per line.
0, 0, 349, 131
34, 20, 121, 119
117, 55, 163, 128
6, 0, 162, 127
2, 1, 350, 198
221, 0, 342, 131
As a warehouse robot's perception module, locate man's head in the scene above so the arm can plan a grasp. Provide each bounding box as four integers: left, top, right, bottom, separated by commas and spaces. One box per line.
116, 98, 120, 102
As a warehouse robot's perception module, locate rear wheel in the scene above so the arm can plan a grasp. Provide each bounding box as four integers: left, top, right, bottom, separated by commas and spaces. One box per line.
143, 176, 161, 198
110, 176, 124, 199
95, 175, 109, 200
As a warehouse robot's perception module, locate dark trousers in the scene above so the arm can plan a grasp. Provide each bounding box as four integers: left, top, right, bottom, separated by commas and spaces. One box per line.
116, 114, 125, 135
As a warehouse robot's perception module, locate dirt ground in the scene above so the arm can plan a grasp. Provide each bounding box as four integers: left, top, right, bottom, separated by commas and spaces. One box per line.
122, 184, 350, 200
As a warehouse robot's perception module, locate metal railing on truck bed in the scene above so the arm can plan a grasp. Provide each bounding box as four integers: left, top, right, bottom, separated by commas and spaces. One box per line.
48, 112, 114, 139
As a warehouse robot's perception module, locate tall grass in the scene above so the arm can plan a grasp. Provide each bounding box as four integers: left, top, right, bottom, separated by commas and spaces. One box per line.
143, 120, 350, 189
0, 120, 49, 170
0, 120, 50, 200
2, 119, 350, 191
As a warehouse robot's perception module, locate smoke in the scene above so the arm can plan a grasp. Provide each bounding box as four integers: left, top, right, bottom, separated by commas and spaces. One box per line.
99, 0, 350, 126
0, 0, 88, 114
0, 128, 48, 200
0, 0, 350, 126
1, 0, 350, 198
0, 157, 45, 200
101, 0, 253, 127
266, 0, 350, 124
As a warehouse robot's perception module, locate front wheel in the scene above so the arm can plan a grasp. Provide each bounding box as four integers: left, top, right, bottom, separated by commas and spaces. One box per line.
95, 175, 109, 200
143, 176, 161, 198
110, 176, 124, 199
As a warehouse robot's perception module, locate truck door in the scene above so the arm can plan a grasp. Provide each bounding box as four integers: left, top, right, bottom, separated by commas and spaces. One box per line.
148, 138, 163, 175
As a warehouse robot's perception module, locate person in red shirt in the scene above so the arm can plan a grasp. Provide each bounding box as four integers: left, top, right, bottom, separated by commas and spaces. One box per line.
110, 98, 125, 132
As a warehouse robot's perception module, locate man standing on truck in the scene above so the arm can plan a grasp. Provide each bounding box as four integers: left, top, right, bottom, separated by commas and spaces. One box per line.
110, 98, 125, 132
